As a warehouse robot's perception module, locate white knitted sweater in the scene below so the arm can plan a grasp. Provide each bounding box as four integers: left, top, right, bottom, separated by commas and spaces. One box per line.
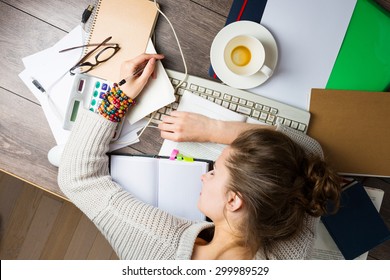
58, 109, 322, 260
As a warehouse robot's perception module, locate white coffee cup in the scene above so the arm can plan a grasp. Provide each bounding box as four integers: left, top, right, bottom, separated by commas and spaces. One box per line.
223, 35, 273, 77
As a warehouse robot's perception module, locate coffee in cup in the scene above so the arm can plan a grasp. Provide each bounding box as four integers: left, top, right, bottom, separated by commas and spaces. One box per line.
223, 35, 273, 77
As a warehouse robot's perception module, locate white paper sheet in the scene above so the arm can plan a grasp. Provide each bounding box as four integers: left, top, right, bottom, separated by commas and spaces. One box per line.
22, 25, 85, 91
250, 0, 357, 110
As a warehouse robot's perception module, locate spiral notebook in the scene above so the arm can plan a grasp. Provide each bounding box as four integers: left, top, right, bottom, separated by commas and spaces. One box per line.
85, 0, 159, 82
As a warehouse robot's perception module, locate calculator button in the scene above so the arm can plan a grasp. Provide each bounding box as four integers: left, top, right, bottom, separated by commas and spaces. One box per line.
101, 83, 108, 91
95, 81, 101, 88
93, 90, 98, 97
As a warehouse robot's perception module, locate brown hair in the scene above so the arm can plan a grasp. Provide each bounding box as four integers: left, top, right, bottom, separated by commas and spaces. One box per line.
225, 128, 341, 255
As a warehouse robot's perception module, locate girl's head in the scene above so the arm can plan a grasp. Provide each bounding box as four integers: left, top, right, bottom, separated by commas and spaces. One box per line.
199, 128, 341, 256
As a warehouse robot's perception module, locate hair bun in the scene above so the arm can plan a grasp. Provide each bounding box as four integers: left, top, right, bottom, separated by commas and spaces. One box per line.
304, 157, 341, 216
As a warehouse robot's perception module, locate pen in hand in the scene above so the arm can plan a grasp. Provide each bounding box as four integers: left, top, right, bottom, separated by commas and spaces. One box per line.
118, 64, 147, 86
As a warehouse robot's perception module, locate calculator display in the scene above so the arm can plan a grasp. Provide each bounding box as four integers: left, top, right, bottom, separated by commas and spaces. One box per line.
70, 100, 80, 122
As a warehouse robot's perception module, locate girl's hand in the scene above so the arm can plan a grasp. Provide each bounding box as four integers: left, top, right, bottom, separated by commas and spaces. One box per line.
119, 53, 164, 99
158, 111, 215, 142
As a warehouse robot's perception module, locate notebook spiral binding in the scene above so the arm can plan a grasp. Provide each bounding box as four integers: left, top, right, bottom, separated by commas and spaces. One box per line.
83, 0, 103, 56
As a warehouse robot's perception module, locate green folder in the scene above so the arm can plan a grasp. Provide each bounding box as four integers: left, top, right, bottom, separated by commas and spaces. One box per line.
326, 0, 390, 91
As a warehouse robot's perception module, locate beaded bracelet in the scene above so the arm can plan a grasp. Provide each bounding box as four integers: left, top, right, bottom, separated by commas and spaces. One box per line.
98, 83, 135, 122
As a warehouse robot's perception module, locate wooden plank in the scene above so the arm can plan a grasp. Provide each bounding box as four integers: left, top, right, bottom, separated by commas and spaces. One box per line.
153, 0, 228, 79
0, 2, 67, 102
192, 0, 233, 17
87, 232, 116, 260
40, 201, 83, 259
17, 194, 63, 259
0, 172, 25, 242
0, 88, 61, 197
0, 184, 43, 259
64, 215, 99, 259
110, 251, 119, 260
2, 0, 91, 32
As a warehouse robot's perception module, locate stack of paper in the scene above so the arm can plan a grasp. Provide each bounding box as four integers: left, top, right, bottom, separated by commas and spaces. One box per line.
18, 25, 174, 151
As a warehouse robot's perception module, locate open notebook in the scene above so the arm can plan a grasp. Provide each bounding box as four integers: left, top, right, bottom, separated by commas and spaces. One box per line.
109, 154, 212, 221
159, 91, 267, 160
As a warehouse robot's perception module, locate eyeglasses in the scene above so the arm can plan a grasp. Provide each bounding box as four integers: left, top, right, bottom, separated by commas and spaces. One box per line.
60, 36, 120, 75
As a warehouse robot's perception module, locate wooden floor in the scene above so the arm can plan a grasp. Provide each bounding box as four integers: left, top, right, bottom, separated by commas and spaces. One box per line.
1, 170, 390, 260
0, 171, 118, 260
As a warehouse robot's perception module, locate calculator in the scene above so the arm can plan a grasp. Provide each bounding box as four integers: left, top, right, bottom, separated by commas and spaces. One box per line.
63, 74, 125, 141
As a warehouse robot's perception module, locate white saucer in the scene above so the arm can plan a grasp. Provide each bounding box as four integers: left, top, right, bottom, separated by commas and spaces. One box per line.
210, 21, 278, 89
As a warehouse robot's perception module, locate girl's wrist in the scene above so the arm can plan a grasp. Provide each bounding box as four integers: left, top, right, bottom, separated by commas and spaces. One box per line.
98, 83, 135, 122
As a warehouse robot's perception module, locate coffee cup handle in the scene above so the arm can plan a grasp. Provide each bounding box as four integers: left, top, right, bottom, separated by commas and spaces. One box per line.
260, 64, 273, 78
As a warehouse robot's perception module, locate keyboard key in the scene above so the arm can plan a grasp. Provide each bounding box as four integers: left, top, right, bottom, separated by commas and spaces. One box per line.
270, 108, 278, 115
213, 91, 221, 97
252, 110, 260, 118
267, 115, 275, 123
231, 96, 239, 103
171, 78, 179, 85
283, 119, 292, 126
222, 101, 229, 108
291, 121, 299, 129
229, 103, 237, 111
224, 94, 232, 101
239, 99, 247, 105
215, 99, 222, 105
205, 88, 213, 95
255, 103, 263, 110
236, 105, 251, 115
190, 84, 198, 91
177, 88, 185, 95
298, 123, 306, 132
276, 116, 284, 124
198, 86, 206, 93
260, 112, 268, 121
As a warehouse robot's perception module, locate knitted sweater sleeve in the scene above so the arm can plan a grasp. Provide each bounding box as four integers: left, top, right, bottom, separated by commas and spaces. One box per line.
58, 109, 198, 259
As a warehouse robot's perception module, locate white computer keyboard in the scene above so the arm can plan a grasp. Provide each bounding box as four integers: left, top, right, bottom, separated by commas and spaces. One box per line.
150, 69, 310, 133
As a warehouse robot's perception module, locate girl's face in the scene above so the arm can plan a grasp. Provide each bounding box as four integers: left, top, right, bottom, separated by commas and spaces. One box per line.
198, 147, 232, 222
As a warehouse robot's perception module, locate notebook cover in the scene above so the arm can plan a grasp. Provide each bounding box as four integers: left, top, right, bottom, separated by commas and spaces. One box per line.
209, 0, 268, 79
308, 88, 390, 177
321, 181, 390, 260
326, 0, 390, 91
85, 0, 158, 82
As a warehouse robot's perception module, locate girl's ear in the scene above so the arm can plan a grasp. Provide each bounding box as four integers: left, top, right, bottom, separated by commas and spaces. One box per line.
226, 191, 243, 212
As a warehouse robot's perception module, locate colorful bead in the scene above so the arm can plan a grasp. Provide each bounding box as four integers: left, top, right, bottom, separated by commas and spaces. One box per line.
97, 84, 135, 123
